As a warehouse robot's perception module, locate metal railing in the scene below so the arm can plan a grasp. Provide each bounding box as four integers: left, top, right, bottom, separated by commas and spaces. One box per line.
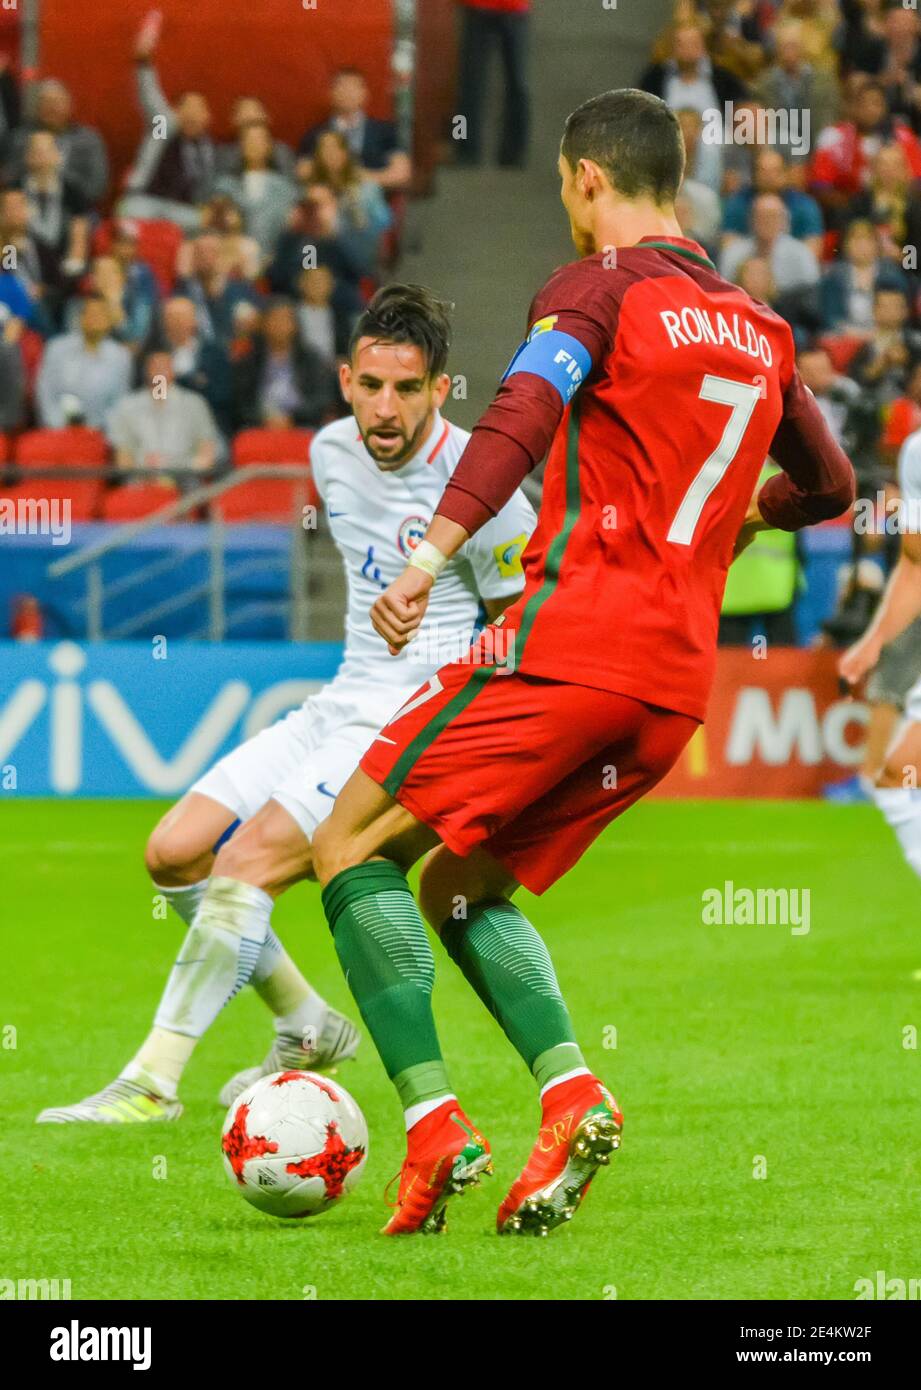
45, 465, 334, 641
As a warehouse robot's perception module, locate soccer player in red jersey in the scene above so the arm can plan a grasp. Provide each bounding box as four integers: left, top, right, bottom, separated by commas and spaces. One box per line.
312, 89, 856, 1236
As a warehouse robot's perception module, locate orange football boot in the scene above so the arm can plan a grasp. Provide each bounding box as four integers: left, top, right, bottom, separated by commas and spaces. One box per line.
382, 1100, 492, 1235
497, 1074, 622, 1236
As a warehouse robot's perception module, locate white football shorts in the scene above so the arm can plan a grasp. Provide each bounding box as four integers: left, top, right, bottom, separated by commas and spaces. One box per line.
190, 676, 415, 839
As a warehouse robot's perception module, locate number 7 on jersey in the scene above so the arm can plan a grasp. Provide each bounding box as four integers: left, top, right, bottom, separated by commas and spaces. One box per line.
667, 374, 763, 546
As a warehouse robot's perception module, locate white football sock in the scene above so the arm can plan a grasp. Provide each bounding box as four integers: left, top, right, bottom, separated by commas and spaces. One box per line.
122, 1029, 197, 1098
156, 879, 208, 927
152, 876, 273, 1041
404, 1094, 456, 1131
873, 786, 921, 879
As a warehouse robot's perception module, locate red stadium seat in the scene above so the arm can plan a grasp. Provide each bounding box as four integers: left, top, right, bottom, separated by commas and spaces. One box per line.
93, 218, 184, 297
102, 483, 182, 522
0, 433, 8, 465
231, 428, 314, 468
229, 430, 319, 515
15, 427, 110, 471
214, 469, 315, 524
4, 477, 103, 522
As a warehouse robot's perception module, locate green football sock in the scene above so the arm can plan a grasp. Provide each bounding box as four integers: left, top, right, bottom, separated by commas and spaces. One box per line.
440, 899, 586, 1090
321, 862, 452, 1111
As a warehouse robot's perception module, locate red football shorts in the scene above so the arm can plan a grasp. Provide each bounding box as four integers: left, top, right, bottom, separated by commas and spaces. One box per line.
360, 649, 698, 894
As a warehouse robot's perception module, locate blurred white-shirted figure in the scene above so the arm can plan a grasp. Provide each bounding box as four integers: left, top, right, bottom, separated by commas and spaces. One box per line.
840, 427, 921, 890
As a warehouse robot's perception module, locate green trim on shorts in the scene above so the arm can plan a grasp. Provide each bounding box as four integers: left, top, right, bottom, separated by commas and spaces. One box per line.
382, 662, 499, 798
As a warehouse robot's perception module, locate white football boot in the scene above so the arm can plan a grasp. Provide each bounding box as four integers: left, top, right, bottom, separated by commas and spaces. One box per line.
37, 1077, 182, 1124
218, 1006, 360, 1108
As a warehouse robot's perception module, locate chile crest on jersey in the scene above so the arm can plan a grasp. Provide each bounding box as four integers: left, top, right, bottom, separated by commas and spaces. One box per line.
397, 515, 429, 558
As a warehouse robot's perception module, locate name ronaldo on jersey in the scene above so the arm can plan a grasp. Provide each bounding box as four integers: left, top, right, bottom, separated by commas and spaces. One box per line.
659, 305, 774, 367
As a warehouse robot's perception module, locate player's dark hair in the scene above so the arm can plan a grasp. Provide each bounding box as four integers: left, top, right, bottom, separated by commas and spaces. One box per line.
561, 88, 685, 204
349, 284, 453, 379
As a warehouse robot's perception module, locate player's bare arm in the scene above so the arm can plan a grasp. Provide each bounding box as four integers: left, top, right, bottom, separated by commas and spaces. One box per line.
839, 529, 921, 688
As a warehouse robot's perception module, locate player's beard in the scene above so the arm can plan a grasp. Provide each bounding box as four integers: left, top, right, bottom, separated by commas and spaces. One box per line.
362, 412, 432, 470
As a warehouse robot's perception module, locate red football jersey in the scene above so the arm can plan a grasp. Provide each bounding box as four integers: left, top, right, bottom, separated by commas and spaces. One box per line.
440, 237, 853, 722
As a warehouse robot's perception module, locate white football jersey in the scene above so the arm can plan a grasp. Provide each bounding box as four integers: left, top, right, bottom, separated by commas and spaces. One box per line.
310, 411, 536, 681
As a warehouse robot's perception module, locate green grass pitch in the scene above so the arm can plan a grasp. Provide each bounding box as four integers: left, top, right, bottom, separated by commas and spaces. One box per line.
2, 797, 919, 1301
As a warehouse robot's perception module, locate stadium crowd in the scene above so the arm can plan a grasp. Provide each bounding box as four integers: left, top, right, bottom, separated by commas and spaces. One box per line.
0, 13, 409, 489
638, 0, 921, 651
3, 0, 920, 659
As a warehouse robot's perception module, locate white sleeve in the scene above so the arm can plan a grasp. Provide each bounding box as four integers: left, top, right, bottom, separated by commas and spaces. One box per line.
463, 486, 537, 601
309, 434, 327, 503
898, 433, 921, 532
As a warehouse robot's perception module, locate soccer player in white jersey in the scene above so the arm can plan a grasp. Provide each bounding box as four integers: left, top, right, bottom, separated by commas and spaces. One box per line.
38, 285, 535, 1123
840, 425, 921, 887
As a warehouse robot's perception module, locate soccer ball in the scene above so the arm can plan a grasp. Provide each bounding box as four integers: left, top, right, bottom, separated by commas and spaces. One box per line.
221, 1070, 368, 1219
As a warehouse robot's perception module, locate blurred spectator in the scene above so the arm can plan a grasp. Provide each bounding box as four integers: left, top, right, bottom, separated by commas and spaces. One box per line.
175, 232, 262, 345
854, 6, 921, 132
109, 220, 161, 322
735, 254, 776, 305
310, 130, 393, 275
703, 0, 766, 85
676, 107, 723, 194
798, 344, 863, 448
22, 131, 90, 280
0, 314, 26, 430
268, 186, 365, 317
199, 196, 261, 281
774, 0, 838, 73
821, 219, 907, 334
217, 97, 295, 178
640, 24, 749, 115
454, 0, 531, 170
720, 192, 821, 292
0, 52, 20, 158
846, 142, 914, 253
36, 294, 131, 428
809, 77, 921, 225
157, 294, 232, 433
65, 254, 154, 353
881, 358, 921, 463
721, 148, 824, 256
754, 20, 839, 162
231, 298, 339, 430
676, 181, 720, 253
848, 285, 921, 402
297, 68, 410, 191
294, 265, 353, 364
5, 77, 107, 206
0, 186, 57, 317
838, 0, 889, 77
121, 12, 216, 232
213, 124, 298, 262
108, 350, 220, 483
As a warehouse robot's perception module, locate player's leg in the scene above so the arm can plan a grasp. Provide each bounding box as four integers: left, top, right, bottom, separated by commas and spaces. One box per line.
205, 786, 360, 1105
36, 791, 237, 1124
418, 841, 621, 1235
37, 717, 332, 1123
313, 769, 492, 1235
872, 715, 921, 884
478, 699, 695, 1233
